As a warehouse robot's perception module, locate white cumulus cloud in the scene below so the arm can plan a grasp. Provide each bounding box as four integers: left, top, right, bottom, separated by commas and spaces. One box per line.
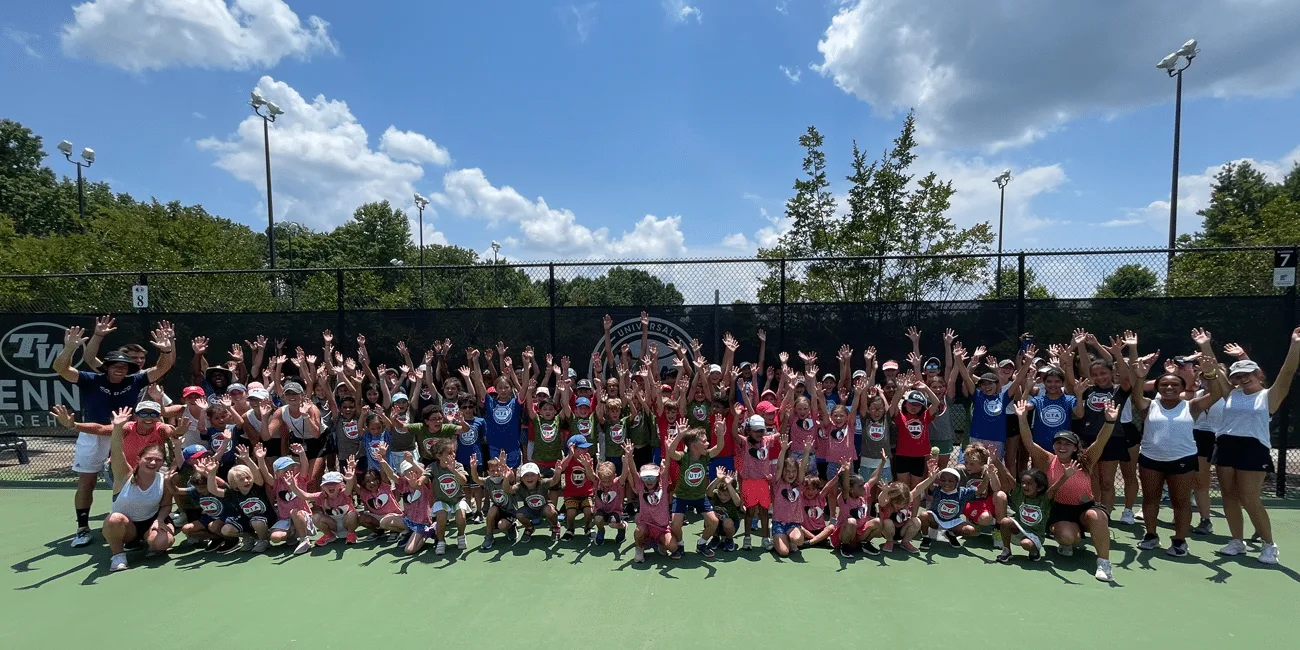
664, 0, 702, 24
61, 0, 336, 71
815, 0, 1300, 150
379, 127, 451, 166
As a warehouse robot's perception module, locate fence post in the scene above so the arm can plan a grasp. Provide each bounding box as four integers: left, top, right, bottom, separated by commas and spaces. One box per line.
1016, 253, 1026, 336
548, 264, 557, 355
335, 269, 345, 344
137, 273, 149, 336
1279, 247, 1297, 497
779, 258, 787, 352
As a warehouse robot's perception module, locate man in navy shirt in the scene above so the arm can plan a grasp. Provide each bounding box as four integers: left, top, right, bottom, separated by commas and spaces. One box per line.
53, 322, 176, 548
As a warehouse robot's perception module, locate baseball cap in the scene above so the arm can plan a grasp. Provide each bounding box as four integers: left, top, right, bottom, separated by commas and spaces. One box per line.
760, 389, 777, 401
248, 387, 270, 400
519, 463, 541, 477
938, 467, 961, 482
1229, 360, 1260, 376
708, 364, 723, 374
227, 383, 248, 394
567, 368, 578, 378
903, 390, 928, 406
575, 397, 592, 408
639, 465, 661, 480
535, 386, 551, 397
852, 370, 867, 379
273, 456, 298, 472
205, 366, 233, 379
101, 351, 140, 372
321, 471, 345, 485
882, 360, 899, 371
747, 415, 766, 430
391, 392, 409, 403
397, 460, 420, 474
998, 359, 1016, 368
182, 386, 205, 400
1053, 431, 1081, 446
135, 400, 162, 416
282, 381, 304, 395
569, 434, 593, 448
924, 356, 941, 369
182, 444, 208, 463
755, 400, 778, 415
977, 372, 998, 384
739, 362, 752, 370
822, 373, 836, 381
247, 382, 266, 391
576, 379, 593, 390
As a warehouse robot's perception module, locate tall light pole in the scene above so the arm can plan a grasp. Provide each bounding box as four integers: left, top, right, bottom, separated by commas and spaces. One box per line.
57, 140, 95, 223
1157, 39, 1198, 274
249, 91, 284, 268
491, 240, 501, 265
993, 169, 1012, 298
414, 193, 429, 306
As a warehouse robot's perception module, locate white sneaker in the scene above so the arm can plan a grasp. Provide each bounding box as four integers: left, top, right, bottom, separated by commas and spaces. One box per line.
1258, 543, 1279, 565
1137, 534, 1161, 551
252, 540, 270, 553
457, 535, 467, 550
1218, 539, 1248, 556
1095, 558, 1113, 582
762, 537, 773, 550
293, 538, 313, 555
71, 528, 93, 548
742, 535, 752, 550
1057, 543, 1074, 557
109, 553, 129, 572
634, 547, 646, 563
1133, 509, 1144, 522
1120, 509, 1135, 525
435, 541, 447, 555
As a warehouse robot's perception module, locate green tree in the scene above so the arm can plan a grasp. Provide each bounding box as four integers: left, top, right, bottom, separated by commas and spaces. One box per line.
0, 119, 78, 236
1169, 161, 1300, 296
550, 267, 684, 307
978, 267, 1054, 300
758, 114, 994, 303
1094, 263, 1160, 299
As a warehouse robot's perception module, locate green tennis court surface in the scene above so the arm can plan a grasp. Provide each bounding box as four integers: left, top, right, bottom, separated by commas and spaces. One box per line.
3, 489, 1297, 648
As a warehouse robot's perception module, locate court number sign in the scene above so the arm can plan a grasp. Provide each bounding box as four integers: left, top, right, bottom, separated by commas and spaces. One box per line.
132, 284, 149, 308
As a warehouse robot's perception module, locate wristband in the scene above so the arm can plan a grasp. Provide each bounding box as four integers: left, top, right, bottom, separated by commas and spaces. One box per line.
1103, 419, 1117, 424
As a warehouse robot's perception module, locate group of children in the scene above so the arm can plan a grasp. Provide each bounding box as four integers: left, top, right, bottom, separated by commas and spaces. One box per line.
58, 314, 1294, 579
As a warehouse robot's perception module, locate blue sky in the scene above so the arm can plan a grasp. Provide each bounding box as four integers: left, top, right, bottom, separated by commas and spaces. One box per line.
4, 0, 1300, 268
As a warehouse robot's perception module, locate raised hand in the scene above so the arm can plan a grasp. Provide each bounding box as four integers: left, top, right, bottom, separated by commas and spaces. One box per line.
1102, 399, 1118, 422
906, 326, 921, 343
943, 328, 956, 345
469, 453, 478, 468
641, 311, 650, 327
63, 325, 89, 349
778, 351, 789, 365
603, 314, 614, 331
757, 328, 766, 343
716, 466, 727, 479
1223, 342, 1245, 358
229, 344, 244, 362
1072, 328, 1088, 345
50, 404, 76, 428
1063, 460, 1082, 478
191, 336, 209, 355
972, 345, 987, 359
723, 332, 739, 352
356, 334, 367, 348
236, 444, 250, 461
289, 442, 304, 456
322, 329, 334, 344
150, 329, 176, 354
1190, 328, 1212, 347
253, 443, 266, 460
111, 407, 133, 427
1013, 399, 1028, 417
93, 315, 117, 337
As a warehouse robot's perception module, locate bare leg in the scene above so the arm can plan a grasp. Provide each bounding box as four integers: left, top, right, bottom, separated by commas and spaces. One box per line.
1234, 470, 1273, 544
1218, 466, 1244, 540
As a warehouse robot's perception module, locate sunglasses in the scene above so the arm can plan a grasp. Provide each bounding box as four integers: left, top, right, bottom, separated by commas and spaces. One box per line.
135, 411, 161, 419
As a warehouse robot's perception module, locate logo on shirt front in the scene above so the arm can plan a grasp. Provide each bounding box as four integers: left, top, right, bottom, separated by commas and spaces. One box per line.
491, 489, 508, 504
577, 418, 592, 435
1087, 391, 1111, 411
781, 486, 801, 503
492, 405, 513, 424
832, 427, 848, 441
524, 493, 545, 509
849, 505, 866, 520
540, 422, 558, 443
368, 493, 390, 510
748, 445, 769, 461
600, 490, 618, 504
868, 423, 885, 442
609, 425, 625, 444
983, 398, 1003, 417
327, 506, 348, 517
1019, 503, 1043, 525
937, 499, 960, 520
907, 420, 923, 439
443, 402, 459, 419
438, 475, 459, 497
684, 464, 705, 486
805, 505, 823, 520
238, 496, 265, 515
459, 427, 478, 445
343, 422, 360, 440
1040, 404, 1068, 428
404, 489, 423, 504
644, 489, 662, 506
199, 495, 222, 516
691, 404, 707, 421
571, 468, 587, 486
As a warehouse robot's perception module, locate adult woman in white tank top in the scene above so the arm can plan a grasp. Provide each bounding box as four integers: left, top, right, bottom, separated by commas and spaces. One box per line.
1123, 332, 1224, 558
103, 406, 175, 572
1199, 327, 1300, 565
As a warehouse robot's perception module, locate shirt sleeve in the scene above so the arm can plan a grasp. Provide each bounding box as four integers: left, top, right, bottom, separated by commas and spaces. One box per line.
76, 370, 99, 387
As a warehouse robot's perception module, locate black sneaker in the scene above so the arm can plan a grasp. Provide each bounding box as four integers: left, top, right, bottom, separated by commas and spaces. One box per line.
204, 538, 224, 551
482, 536, 494, 551
919, 537, 933, 550
996, 548, 1013, 564
1166, 538, 1189, 557
1191, 519, 1213, 535
860, 541, 881, 556
396, 531, 412, 548
521, 528, 534, 543
670, 546, 684, 560
561, 529, 574, 541
1028, 547, 1042, 562
944, 531, 962, 548
838, 546, 854, 558
697, 541, 715, 559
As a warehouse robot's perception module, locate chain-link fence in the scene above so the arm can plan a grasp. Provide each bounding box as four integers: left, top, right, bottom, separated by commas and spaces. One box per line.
2, 246, 1297, 493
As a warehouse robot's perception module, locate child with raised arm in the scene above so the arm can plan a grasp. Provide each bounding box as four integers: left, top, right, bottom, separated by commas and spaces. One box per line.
707, 467, 744, 552
994, 452, 1074, 564
890, 371, 942, 488
592, 442, 635, 545
511, 462, 564, 542
558, 433, 598, 540
354, 456, 405, 540
666, 417, 725, 559
424, 438, 470, 554
212, 443, 273, 553
631, 455, 675, 563
268, 442, 316, 554
734, 408, 779, 551
770, 428, 813, 558
832, 454, 887, 557
917, 461, 996, 549
470, 451, 516, 550
375, 442, 433, 555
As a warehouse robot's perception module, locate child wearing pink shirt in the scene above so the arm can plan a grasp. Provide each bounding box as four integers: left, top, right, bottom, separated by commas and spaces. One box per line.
770, 431, 811, 558
631, 458, 674, 563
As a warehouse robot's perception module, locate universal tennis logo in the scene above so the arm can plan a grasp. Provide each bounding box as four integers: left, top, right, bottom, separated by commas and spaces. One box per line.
589, 316, 695, 377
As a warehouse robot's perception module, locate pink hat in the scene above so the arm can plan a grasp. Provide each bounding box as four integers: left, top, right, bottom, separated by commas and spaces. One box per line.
755, 400, 778, 415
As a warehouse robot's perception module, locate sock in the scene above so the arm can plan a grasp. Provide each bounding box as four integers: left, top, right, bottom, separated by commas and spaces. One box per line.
76, 508, 90, 529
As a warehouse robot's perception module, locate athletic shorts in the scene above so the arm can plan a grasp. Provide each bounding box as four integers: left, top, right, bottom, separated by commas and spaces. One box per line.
262, 438, 283, 458
403, 518, 434, 536
962, 496, 994, 523
272, 516, 317, 536
131, 514, 161, 542
671, 496, 714, 515
518, 506, 546, 522
741, 478, 772, 509
1193, 429, 1216, 460
893, 454, 927, 477
641, 522, 669, 541
1048, 500, 1099, 528
223, 514, 267, 533
72, 432, 112, 474
858, 457, 892, 483
1138, 453, 1197, 476
1213, 435, 1272, 473
1093, 431, 1133, 463
294, 436, 328, 459
536, 462, 557, 480
432, 500, 470, 516
563, 496, 593, 512
1121, 422, 1143, 448
595, 510, 623, 524
771, 520, 799, 537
